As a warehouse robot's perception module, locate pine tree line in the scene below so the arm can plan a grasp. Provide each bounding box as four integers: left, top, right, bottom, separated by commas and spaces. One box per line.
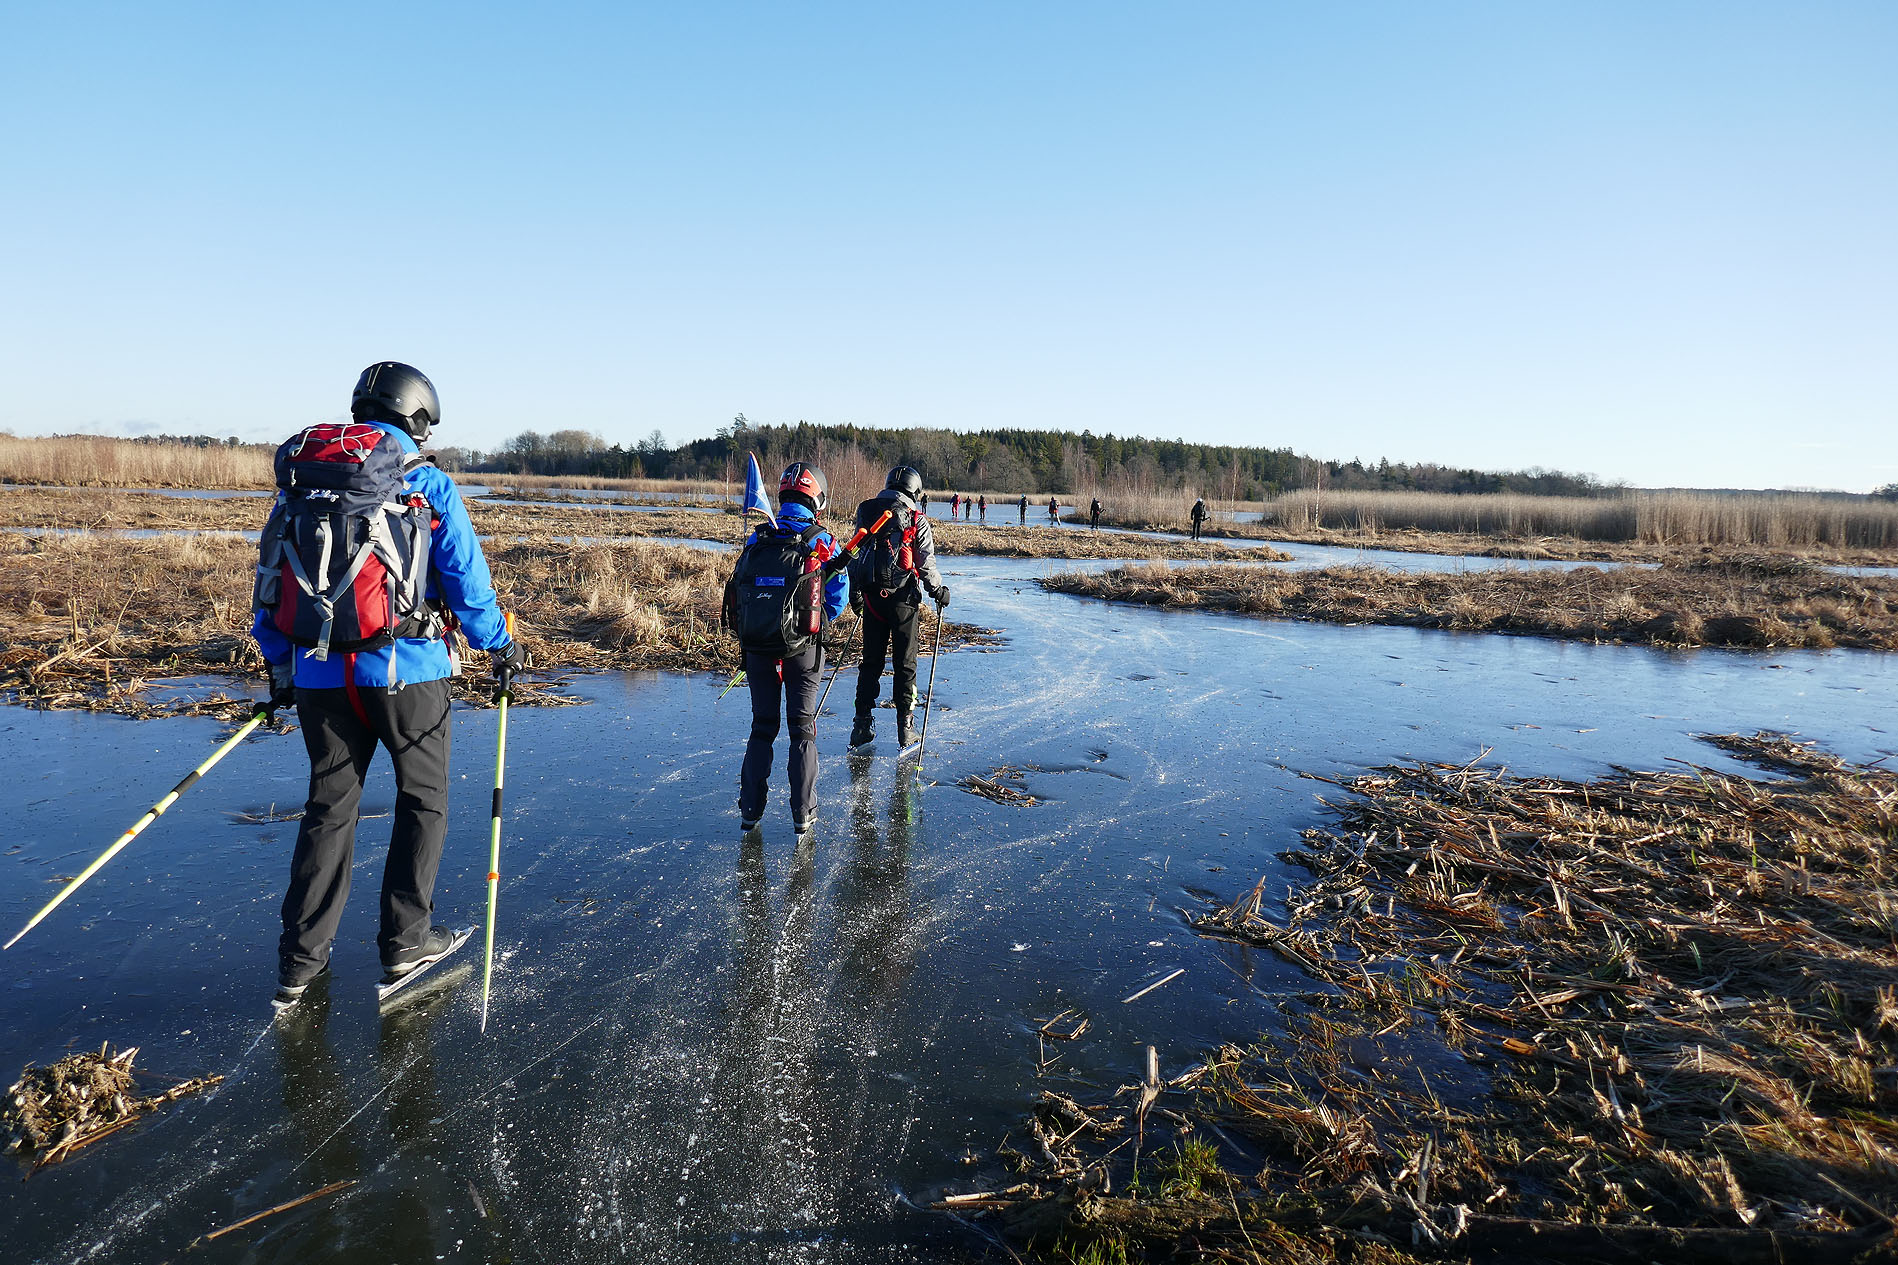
459, 417, 1615, 499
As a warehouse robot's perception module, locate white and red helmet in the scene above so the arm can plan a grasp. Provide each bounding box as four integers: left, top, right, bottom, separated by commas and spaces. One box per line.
778, 461, 828, 512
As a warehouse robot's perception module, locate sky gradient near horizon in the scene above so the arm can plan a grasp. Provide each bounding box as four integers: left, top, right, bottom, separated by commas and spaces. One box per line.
1, 3, 1892, 490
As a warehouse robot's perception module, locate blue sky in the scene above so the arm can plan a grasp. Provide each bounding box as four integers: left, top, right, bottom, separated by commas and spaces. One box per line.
2, 3, 1891, 490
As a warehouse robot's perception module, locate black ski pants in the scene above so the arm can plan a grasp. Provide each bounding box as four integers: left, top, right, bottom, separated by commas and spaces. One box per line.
281, 678, 452, 983
741, 644, 823, 823
855, 597, 920, 720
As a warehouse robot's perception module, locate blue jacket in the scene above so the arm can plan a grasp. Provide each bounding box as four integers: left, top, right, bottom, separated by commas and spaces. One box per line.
252, 421, 510, 688
744, 502, 851, 623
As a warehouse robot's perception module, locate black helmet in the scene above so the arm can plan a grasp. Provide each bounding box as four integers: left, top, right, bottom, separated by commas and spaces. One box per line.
778, 461, 828, 512
885, 465, 923, 501
351, 362, 440, 443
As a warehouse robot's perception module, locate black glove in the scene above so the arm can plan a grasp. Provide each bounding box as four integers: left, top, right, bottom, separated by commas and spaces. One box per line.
263, 660, 297, 720
850, 587, 864, 617
490, 639, 528, 702
931, 585, 950, 608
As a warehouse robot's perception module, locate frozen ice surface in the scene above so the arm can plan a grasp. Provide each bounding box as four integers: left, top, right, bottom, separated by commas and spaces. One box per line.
1, 554, 1893, 1261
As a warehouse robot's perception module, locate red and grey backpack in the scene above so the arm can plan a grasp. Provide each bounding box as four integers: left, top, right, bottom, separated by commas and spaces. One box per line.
723, 521, 832, 657
253, 422, 442, 660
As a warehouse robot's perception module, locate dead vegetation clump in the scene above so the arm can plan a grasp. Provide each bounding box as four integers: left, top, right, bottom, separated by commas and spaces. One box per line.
1037, 560, 1898, 650
0, 532, 996, 717
960, 765, 1042, 806
966, 734, 1898, 1263
5, 1043, 221, 1169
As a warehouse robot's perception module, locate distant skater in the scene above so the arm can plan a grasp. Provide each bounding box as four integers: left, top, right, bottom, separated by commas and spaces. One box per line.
950, 492, 960, 520
919, 490, 928, 514
848, 466, 949, 753
1089, 498, 1102, 531
978, 495, 987, 523
1047, 496, 1060, 525
1017, 494, 1027, 525
1190, 497, 1208, 542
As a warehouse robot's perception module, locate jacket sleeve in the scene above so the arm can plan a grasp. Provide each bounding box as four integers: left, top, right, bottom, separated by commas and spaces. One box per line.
251, 607, 293, 666
421, 471, 511, 651
912, 513, 947, 595
821, 532, 850, 620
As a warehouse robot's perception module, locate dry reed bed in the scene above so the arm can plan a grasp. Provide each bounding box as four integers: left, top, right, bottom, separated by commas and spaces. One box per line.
1038, 558, 1898, 651
929, 520, 1266, 562
1092, 492, 1898, 567
0, 533, 995, 717
980, 735, 1897, 1263
0, 488, 1258, 562
1266, 490, 1898, 551
0, 436, 273, 489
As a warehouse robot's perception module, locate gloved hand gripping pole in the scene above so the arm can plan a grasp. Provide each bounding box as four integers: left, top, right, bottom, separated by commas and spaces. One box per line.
479, 613, 517, 1034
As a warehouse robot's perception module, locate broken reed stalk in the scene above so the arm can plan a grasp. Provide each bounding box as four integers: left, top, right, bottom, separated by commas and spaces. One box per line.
193, 1179, 357, 1246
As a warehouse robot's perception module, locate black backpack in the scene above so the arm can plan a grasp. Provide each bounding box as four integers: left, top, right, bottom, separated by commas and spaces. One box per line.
855, 508, 922, 601
253, 422, 439, 661
724, 521, 829, 657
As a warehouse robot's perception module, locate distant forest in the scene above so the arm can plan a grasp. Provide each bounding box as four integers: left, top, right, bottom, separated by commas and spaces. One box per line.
441, 417, 1614, 499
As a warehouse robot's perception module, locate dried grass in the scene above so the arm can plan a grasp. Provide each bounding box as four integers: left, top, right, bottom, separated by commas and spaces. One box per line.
1265, 490, 1898, 552
1186, 733, 1898, 1233
0, 531, 996, 717
971, 735, 1898, 1262
0, 488, 1259, 563
1038, 559, 1898, 650
0, 436, 272, 489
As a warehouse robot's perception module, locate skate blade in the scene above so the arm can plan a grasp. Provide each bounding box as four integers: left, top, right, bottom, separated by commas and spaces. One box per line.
377, 960, 474, 1010
897, 742, 922, 759
849, 740, 876, 754
375, 926, 475, 1008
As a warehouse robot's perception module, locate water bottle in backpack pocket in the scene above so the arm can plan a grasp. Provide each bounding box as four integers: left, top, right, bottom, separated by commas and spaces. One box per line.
726, 521, 829, 657
253, 422, 440, 661
858, 509, 920, 600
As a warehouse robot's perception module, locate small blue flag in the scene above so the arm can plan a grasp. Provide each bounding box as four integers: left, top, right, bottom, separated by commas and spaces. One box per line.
742, 451, 776, 529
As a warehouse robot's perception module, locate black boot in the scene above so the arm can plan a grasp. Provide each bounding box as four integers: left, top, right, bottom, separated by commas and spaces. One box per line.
896, 709, 915, 749
849, 713, 875, 750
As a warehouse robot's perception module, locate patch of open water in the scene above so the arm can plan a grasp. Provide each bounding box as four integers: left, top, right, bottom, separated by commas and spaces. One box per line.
1, 557, 1894, 1262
